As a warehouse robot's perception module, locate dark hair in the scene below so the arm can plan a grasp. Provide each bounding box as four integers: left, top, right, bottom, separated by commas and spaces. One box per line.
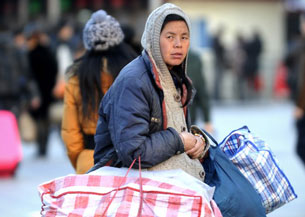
76, 42, 137, 120
162, 14, 193, 107
0, 21, 9, 32
161, 14, 189, 32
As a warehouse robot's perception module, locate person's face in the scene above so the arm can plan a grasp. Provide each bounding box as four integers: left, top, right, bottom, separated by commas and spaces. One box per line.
160, 20, 190, 69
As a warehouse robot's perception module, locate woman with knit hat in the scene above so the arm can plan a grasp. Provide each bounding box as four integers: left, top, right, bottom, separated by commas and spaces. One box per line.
61, 10, 137, 174
92, 3, 209, 181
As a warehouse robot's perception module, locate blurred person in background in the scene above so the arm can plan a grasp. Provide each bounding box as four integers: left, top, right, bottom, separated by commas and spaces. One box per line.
121, 24, 142, 55
52, 20, 77, 101
61, 10, 137, 174
243, 29, 263, 99
295, 69, 305, 167
26, 28, 58, 158
48, 20, 78, 138
285, 15, 305, 166
187, 49, 213, 133
230, 32, 247, 101
0, 22, 40, 120
212, 25, 227, 101
285, 20, 305, 103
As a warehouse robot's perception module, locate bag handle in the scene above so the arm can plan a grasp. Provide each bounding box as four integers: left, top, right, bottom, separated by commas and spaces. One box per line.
191, 125, 219, 147
102, 156, 143, 217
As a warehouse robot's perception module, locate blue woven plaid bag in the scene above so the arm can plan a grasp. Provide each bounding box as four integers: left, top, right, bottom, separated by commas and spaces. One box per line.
192, 125, 266, 217
218, 126, 297, 213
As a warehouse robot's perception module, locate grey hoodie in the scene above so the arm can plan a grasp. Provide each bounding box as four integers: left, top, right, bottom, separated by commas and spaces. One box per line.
141, 3, 205, 181
141, 3, 191, 76
141, 3, 192, 132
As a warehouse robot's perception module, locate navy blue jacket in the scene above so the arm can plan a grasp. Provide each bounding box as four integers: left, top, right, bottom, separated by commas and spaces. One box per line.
92, 51, 190, 170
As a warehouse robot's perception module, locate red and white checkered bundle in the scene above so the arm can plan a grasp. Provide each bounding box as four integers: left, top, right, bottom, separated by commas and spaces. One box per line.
38, 174, 222, 217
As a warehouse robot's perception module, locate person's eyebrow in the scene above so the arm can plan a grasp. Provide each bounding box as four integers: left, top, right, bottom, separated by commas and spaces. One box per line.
165, 31, 176, 35
165, 31, 189, 35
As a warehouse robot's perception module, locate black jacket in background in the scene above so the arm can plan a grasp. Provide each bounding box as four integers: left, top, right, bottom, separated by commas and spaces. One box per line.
28, 44, 58, 119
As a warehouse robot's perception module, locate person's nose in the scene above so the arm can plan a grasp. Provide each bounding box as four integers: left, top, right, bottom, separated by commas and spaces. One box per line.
174, 38, 182, 48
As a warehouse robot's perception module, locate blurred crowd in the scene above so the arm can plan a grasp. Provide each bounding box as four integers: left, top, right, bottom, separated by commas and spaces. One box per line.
0, 17, 85, 157
0, 11, 142, 158
283, 14, 305, 166
210, 26, 264, 102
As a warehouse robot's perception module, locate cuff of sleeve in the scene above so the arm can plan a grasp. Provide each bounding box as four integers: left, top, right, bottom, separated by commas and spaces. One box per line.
167, 127, 185, 155
190, 125, 211, 160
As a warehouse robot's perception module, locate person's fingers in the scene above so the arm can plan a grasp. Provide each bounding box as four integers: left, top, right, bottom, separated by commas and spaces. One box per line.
185, 138, 197, 155
193, 136, 206, 158
186, 136, 205, 158
180, 132, 195, 151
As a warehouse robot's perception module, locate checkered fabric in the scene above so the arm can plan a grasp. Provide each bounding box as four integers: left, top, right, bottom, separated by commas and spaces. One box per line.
219, 126, 297, 214
38, 174, 222, 217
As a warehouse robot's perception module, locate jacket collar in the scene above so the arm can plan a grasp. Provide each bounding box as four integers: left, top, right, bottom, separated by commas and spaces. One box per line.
141, 50, 163, 91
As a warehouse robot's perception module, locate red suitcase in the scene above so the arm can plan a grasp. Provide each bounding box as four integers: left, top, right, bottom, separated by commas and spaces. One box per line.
0, 110, 22, 177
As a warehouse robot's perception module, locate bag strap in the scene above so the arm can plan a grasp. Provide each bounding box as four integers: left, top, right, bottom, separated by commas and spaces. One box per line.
202, 129, 219, 147
137, 156, 143, 217
102, 156, 143, 217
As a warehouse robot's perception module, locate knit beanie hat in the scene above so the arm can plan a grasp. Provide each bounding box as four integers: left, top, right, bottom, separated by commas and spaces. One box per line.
83, 10, 124, 51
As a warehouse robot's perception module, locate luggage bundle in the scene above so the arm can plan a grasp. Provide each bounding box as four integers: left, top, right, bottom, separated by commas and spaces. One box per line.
194, 125, 297, 217
219, 126, 297, 213
38, 126, 297, 216
0, 110, 23, 177
38, 157, 222, 217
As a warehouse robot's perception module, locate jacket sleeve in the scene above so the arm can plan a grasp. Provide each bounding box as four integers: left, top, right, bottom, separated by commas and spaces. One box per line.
105, 75, 184, 168
61, 80, 84, 169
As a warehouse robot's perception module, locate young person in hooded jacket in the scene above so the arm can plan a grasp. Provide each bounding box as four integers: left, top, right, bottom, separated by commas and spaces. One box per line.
61, 10, 137, 174
91, 3, 209, 181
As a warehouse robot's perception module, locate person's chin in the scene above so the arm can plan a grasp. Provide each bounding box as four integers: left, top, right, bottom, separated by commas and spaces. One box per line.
169, 59, 183, 66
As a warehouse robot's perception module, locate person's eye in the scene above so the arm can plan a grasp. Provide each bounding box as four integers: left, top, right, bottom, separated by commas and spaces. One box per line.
182, 36, 189, 40
167, 35, 173, 39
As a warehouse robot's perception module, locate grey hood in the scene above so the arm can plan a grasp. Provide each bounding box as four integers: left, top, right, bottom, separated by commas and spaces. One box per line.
141, 3, 191, 75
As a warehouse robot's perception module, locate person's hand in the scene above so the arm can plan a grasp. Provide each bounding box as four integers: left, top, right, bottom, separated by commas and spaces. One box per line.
180, 132, 206, 159
294, 106, 304, 120
180, 132, 195, 151
30, 96, 41, 110
52, 79, 65, 99
186, 135, 206, 159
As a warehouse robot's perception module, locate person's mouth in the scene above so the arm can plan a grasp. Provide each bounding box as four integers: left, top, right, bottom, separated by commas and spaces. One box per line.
171, 53, 183, 59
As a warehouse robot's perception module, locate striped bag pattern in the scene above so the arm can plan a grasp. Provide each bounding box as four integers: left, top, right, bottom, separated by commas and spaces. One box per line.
219, 126, 297, 213
38, 157, 222, 217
